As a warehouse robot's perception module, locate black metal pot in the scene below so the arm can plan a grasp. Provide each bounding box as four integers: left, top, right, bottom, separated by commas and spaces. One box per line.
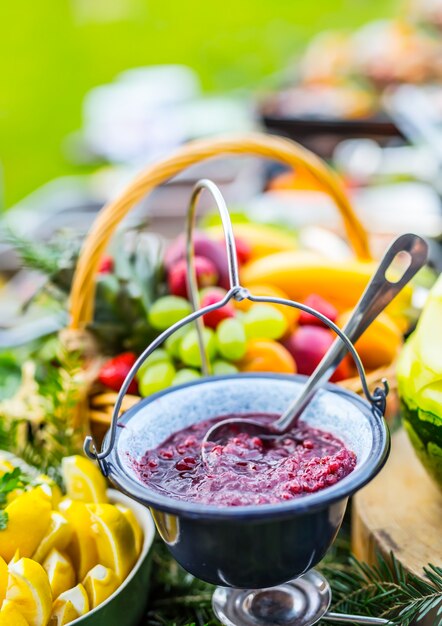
102, 374, 390, 589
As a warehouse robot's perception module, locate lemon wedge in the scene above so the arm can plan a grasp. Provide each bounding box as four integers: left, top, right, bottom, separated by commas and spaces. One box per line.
0, 601, 30, 625
82, 564, 119, 608
87, 504, 137, 582
32, 512, 73, 563
0, 489, 52, 561
6, 557, 52, 626
42, 549, 76, 601
115, 504, 144, 556
61, 456, 108, 504
58, 499, 98, 581
37, 475, 63, 508
0, 556, 8, 605
51, 584, 89, 625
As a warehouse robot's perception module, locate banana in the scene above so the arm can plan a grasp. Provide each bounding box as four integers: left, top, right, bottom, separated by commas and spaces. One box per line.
205, 223, 297, 260
241, 251, 412, 326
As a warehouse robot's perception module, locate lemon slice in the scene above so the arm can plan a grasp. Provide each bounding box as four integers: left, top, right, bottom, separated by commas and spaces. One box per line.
37, 475, 63, 508
51, 584, 89, 626
58, 499, 98, 581
114, 504, 144, 556
0, 601, 30, 625
82, 564, 119, 608
87, 504, 137, 582
32, 512, 73, 563
0, 556, 8, 605
6, 557, 52, 626
61, 456, 108, 504
0, 489, 52, 562
42, 549, 76, 601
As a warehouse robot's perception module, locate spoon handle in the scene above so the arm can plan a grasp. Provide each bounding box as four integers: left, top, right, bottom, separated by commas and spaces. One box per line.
273, 233, 428, 433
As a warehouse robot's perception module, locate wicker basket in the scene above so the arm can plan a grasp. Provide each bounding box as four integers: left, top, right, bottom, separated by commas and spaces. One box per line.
65, 133, 397, 442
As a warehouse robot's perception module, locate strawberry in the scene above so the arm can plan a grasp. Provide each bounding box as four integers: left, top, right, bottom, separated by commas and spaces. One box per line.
98, 255, 114, 274
98, 352, 139, 394
299, 294, 338, 327
200, 287, 235, 329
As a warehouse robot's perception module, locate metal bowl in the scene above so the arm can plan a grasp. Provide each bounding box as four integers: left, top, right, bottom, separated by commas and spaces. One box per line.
104, 374, 389, 589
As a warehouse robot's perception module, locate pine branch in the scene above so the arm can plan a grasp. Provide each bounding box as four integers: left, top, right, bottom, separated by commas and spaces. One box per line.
323, 552, 442, 625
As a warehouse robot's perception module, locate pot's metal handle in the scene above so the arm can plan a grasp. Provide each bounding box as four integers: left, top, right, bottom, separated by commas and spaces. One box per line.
84, 180, 390, 472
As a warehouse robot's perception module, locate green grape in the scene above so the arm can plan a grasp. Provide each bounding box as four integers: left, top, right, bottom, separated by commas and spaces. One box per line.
216, 318, 247, 361
172, 368, 201, 386
213, 360, 238, 375
164, 326, 188, 358
148, 296, 192, 330
136, 349, 170, 381
139, 361, 176, 397
244, 304, 287, 340
179, 327, 217, 367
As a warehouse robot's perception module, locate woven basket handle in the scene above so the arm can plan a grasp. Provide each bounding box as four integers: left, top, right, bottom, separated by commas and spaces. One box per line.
69, 133, 371, 329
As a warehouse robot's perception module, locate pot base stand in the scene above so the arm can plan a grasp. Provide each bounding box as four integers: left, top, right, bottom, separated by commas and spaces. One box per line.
212, 569, 391, 625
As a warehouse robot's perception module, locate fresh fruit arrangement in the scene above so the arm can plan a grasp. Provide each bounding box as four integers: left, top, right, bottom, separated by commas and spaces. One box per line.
94, 227, 406, 405
397, 273, 442, 487
0, 454, 144, 625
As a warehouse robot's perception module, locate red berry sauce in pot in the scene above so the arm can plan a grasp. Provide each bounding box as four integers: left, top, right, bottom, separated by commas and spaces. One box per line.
131, 414, 356, 506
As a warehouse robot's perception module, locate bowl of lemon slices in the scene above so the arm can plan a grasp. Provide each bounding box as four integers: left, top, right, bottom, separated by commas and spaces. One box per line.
0, 453, 155, 626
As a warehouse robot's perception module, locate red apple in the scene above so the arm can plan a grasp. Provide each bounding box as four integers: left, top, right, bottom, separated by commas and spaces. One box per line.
200, 287, 235, 329
282, 326, 350, 382
165, 231, 230, 289
168, 256, 218, 298
299, 294, 338, 327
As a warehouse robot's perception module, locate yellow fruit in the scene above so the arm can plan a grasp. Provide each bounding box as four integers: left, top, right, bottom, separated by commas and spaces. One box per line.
32, 512, 73, 564
6, 557, 52, 626
338, 310, 403, 371
58, 499, 98, 582
82, 564, 119, 608
0, 601, 30, 625
51, 584, 89, 625
61, 456, 108, 504
42, 549, 76, 601
0, 489, 52, 562
242, 253, 411, 323
37, 475, 63, 508
87, 504, 137, 582
0, 459, 14, 476
0, 556, 7, 605
206, 223, 297, 259
115, 504, 144, 556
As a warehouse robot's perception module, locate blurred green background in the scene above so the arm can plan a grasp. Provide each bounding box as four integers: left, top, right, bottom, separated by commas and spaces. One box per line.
0, 0, 397, 208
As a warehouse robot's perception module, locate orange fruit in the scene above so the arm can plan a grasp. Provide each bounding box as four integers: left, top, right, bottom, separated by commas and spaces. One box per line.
238, 339, 296, 374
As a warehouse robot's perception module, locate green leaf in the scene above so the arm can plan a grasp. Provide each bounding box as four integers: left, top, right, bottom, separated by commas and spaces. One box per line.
0, 511, 8, 530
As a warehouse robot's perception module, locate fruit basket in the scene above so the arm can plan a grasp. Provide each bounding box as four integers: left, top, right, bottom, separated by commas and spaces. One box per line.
60, 133, 410, 442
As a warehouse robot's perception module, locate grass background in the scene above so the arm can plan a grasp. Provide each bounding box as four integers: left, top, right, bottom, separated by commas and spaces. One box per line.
0, 0, 398, 208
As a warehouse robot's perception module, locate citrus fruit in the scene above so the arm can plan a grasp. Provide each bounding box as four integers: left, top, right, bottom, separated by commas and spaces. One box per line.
87, 504, 137, 581
6, 557, 52, 626
61, 456, 108, 504
51, 584, 89, 625
0, 556, 7, 605
32, 512, 73, 563
114, 504, 144, 555
0, 601, 30, 625
82, 564, 119, 608
238, 339, 296, 374
0, 489, 52, 561
42, 549, 76, 601
58, 499, 98, 581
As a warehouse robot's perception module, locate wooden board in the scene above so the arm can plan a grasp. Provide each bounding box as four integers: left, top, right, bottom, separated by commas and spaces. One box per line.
352, 428, 442, 576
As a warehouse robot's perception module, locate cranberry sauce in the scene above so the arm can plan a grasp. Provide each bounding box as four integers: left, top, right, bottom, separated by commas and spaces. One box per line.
131, 414, 356, 506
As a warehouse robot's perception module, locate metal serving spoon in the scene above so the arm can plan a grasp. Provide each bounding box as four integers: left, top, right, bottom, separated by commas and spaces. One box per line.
202, 233, 428, 452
